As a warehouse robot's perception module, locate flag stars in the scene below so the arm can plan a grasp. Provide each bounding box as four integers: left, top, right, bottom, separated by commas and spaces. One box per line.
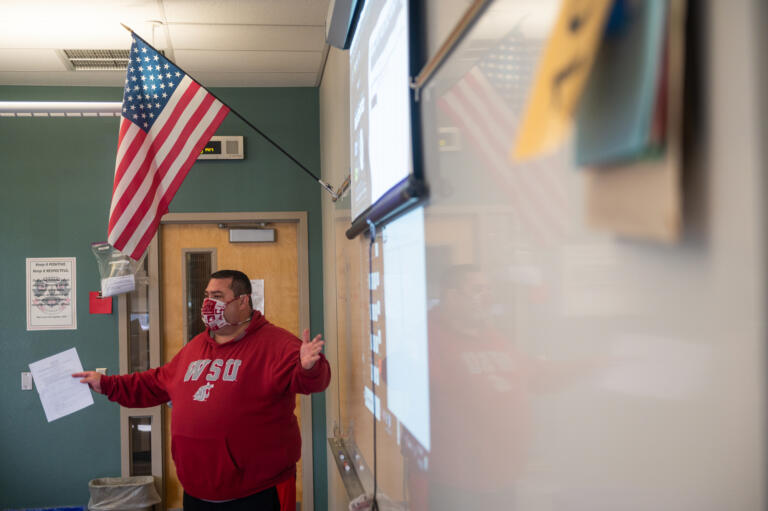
123, 40, 186, 130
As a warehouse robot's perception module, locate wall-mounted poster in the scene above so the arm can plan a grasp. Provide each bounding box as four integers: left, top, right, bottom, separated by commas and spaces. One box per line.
26, 258, 77, 330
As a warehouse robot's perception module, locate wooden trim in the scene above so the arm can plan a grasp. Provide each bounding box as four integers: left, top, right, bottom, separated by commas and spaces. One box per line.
118, 294, 129, 477
119, 237, 164, 506
295, 212, 314, 511
161, 211, 307, 224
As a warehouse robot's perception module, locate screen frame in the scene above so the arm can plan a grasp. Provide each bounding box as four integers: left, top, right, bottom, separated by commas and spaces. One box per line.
345, 0, 429, 240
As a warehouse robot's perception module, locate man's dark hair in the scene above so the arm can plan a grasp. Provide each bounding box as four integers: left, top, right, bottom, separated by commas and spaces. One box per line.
210, 270, 252, 307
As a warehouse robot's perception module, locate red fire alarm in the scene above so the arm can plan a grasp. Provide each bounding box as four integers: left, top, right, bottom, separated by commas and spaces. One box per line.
89, 291, 113, 314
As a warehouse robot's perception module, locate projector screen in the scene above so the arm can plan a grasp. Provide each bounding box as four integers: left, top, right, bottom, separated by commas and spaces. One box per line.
347, 0, 424, 238
381, 206, 430, 451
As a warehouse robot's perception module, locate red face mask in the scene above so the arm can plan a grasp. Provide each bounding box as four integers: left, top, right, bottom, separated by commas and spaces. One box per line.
201, 296, 244, 331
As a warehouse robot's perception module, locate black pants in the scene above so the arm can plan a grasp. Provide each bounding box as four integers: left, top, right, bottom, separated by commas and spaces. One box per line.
183, 487, 280, 511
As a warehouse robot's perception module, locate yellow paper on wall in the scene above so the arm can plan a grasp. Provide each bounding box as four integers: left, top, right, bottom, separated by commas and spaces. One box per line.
512, 0, 614, 161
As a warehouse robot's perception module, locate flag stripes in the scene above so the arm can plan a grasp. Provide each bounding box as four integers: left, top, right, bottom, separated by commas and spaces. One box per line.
108, 36, 229, 260
437, 66, 569, 245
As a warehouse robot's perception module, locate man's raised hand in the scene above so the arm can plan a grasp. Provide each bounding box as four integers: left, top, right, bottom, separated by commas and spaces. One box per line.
300, 328, 325, 370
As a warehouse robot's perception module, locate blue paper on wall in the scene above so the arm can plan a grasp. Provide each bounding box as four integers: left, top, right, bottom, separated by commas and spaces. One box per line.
575, 0, 668, 167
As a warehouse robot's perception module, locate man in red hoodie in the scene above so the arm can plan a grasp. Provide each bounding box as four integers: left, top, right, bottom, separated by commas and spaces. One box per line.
74, 270, 331, 510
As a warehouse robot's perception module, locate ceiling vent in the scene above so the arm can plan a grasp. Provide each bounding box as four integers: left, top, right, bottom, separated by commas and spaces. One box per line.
61, 49, 132, 71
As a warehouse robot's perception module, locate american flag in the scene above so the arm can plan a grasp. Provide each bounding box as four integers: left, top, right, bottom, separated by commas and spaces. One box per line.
108, 34, 229, 259
437, 31, 570, 246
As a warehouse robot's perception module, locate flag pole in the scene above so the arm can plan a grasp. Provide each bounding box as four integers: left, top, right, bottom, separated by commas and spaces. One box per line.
120, 24, 336, 197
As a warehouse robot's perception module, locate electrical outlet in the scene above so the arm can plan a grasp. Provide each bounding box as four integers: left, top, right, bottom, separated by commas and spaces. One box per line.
21, 372, 32, 390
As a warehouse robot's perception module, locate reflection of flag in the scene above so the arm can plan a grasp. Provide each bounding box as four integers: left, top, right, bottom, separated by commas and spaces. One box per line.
437, 33, 569, 245
108, 34, 229, 259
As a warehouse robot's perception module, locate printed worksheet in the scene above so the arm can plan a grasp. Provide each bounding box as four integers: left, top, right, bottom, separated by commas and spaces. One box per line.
29, 347, 93, 422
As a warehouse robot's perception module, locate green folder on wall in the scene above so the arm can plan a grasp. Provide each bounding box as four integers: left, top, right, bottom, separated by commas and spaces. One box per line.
575, 0, 668, 167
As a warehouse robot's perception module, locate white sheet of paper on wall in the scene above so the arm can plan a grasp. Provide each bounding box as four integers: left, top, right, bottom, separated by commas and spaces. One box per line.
250, 279, 264, 314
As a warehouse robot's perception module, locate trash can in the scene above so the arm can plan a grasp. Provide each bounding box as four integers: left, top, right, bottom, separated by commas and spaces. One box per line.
87, 477, 161, 511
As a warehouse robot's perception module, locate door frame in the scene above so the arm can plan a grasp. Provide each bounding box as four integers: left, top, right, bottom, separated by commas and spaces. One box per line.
120, 211, 314, 511
118, 238, 163, 491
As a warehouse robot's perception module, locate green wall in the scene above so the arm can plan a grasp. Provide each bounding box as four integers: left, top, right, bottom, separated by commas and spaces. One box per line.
0, 86, 327, 509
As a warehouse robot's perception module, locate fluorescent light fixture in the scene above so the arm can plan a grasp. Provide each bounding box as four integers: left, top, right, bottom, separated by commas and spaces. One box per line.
0, 102, 121, 117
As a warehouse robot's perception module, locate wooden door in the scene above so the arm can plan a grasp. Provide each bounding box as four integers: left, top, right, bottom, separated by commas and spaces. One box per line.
159, 220, 304, 509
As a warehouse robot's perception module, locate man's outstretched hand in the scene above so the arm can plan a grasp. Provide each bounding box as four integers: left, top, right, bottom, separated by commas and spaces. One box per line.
72, 371, 104, 394
300, 329, 325, 370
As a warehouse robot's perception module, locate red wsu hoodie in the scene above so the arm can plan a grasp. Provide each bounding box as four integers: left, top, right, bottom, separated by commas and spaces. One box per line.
100, 311, 331, 500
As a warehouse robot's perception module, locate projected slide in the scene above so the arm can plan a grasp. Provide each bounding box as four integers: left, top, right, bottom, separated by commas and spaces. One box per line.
382, 207, 430, 450
349, 0, 413, 222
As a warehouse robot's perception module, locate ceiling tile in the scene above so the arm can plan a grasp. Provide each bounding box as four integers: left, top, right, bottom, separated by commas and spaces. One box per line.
0, 0, 158, 48
161, 0, 330, 26
175, 49, 322, 73
167, 24, 326, 52
0, 49, 70, 71
0, 0, 334, 87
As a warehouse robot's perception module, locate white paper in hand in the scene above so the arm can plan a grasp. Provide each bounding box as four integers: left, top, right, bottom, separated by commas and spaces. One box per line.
29, 347, 94, 422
